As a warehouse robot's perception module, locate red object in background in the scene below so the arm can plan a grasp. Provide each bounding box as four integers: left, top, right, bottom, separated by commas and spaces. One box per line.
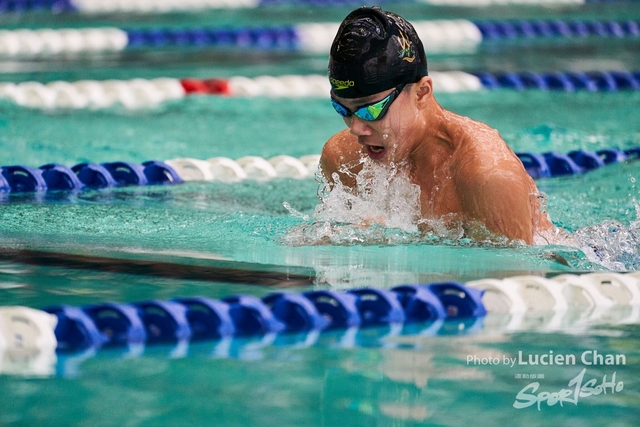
180, 78, 231, 95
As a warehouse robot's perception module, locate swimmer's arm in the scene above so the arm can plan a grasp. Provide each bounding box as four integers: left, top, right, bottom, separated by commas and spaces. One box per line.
456, 167, 536, 244
319, 130, 362, 188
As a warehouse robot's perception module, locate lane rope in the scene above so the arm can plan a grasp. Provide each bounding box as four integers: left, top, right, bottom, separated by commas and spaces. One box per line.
2, 69, 640, 111
1, 146, 639, 195
2, 18, 640, 57
2, 272, 639, 372
1, 0, 636, 15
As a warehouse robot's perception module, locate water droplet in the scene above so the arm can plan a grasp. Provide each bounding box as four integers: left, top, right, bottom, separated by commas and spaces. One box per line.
630, 176, 636, 183
383, 134, 389, 139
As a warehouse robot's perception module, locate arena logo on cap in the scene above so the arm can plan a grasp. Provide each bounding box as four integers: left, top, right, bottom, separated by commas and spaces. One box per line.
397, 31, 415, 63
330, 78, 355, 91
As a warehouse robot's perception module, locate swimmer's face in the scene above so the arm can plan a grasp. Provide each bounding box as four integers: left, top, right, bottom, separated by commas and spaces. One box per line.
332, 86, 418, 163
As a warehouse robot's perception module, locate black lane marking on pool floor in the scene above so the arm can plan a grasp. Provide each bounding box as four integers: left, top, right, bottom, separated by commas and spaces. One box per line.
0, 248, 315, 288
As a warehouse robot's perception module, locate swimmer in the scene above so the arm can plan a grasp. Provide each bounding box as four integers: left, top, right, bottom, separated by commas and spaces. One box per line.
320, 6, 554, 244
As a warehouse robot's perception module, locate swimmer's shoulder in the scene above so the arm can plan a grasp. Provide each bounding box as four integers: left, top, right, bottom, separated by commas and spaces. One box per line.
447, 113, 532, 188
448, 112, 504, 145
321, 130, 360, 169
323, 129, 358, 154
320, 129, 362, 185
447, 112, 522, 166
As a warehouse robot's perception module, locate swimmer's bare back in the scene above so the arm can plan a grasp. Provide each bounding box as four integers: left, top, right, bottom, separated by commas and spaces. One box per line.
320, 111, 554, 245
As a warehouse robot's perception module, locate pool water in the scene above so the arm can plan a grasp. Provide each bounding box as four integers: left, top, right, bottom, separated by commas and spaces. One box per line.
0, 90, 638, 277
2, 264, 640, 427
2, 2, 640, 426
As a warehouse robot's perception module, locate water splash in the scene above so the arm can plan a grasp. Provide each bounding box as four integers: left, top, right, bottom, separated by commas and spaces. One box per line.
533, 204, 640, 271
283, 159, 510, 247
282, 202, 309, 221
283, 158, 640, 271
315, 160, 422, 232
283, 159, 425, 246
571, 205, 640, 271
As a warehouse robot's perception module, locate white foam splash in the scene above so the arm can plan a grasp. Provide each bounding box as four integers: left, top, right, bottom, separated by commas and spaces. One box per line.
283, 159, 426, 246
282, 201, 309, 221
314, 160, 422, 231
572, 205, 640, 271
534, 205, 640, 271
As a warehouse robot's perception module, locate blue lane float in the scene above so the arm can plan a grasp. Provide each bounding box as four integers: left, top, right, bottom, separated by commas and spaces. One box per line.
135, 300, 193, 343
0, 160, 182, 194
43, 305, 109, 351
515, 148, 638, 179
0, 0, 76, 14
101, 162, 148, 186
125, 26, 300, 51
392, 285, 447, 322
40, 164, 85, 191
222, 295, 286, 336
142, 161, 184, 185
473, 18, 640, 40
71, 163, 119, 188
42, 282, 486, 351
82, 302, 148, 345
0, 0, 387, 14
263, 292, 330, 332
0, 165, 48, 192
476, 70, 640, 92
348, 288, 406, 326
174, 297, 236, 339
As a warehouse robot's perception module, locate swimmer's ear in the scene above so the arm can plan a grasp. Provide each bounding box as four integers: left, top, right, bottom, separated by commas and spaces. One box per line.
414, 76, 433, 106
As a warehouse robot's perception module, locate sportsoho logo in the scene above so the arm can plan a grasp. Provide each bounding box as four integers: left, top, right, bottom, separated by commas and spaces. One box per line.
466, 349, 627, 411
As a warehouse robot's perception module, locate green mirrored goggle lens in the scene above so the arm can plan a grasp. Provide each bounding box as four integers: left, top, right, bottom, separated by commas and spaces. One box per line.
352, 96, 391, 121
330, 84, 404, 122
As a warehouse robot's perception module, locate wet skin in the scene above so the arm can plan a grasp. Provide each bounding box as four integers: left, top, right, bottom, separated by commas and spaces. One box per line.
320, 76, 554, 244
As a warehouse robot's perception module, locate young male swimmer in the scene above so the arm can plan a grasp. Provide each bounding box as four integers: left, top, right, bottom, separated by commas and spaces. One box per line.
320, 6, 554, 244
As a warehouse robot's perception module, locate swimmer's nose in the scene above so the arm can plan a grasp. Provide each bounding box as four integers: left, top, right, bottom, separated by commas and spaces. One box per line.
346, 116, 372, 137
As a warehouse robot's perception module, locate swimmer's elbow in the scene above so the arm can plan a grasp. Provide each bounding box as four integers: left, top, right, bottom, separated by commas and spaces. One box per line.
488, 200, 536, 244
503, 221, 534, 245
459, 173, 536, 244
467, 207, 532, 244
464, 220, 532, 245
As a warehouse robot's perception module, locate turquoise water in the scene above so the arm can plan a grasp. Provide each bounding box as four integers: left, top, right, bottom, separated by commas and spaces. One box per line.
1, 92, 639, 426
1, 321, 640, 426
2, 3, 640, 426
2, 90, 640, 165
1, 90, 638, 276
2, 264, 640, 426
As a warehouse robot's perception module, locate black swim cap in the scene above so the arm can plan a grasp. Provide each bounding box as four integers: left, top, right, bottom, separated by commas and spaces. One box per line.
328, 6, 428, 99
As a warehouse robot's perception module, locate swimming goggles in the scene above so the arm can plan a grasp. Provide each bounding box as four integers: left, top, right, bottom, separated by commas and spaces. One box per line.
330, 84, 406, 121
